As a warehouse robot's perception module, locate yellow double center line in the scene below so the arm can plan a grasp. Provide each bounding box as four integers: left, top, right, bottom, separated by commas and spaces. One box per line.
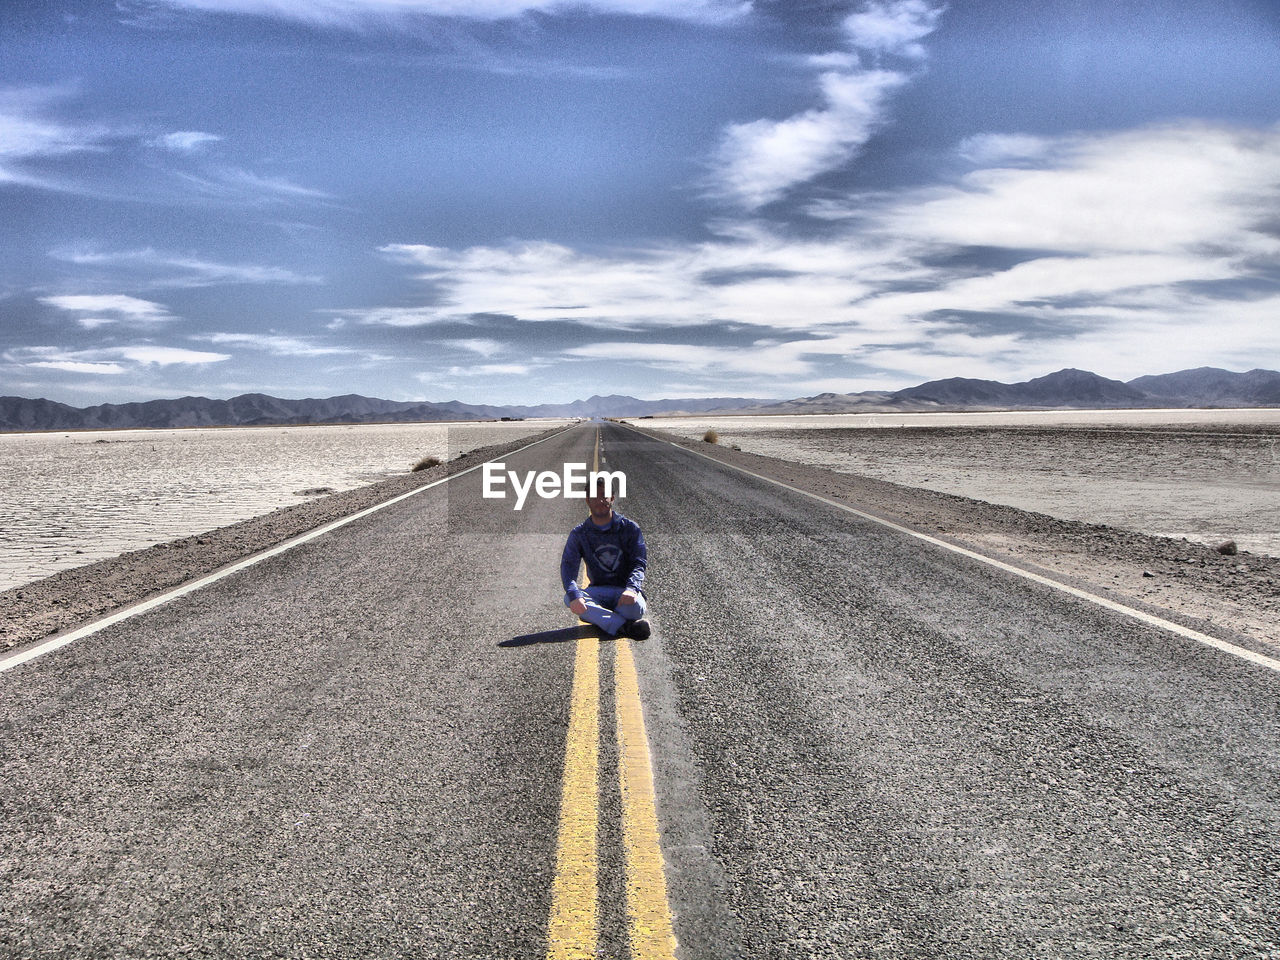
615, 640, 676, 957
547, 639, 603, 957
546, 428, 677, 959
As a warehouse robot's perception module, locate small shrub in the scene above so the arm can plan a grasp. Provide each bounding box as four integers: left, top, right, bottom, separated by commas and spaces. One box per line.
703, 429, 719, 444
412, 455, 443, 472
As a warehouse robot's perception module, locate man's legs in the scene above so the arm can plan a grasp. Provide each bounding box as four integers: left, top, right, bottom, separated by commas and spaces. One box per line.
566, 585, 647, 636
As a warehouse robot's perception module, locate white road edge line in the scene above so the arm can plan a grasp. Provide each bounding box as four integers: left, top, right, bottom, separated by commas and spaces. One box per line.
652, 430, 1280, 676
0, 427, 574, 676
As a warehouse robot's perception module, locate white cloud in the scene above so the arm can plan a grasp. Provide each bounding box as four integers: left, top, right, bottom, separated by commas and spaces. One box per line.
0, 89, 326, 206
5, 344, 230, 373
444, 362, 536, 376
709, 70, 906, 210
115, 345, 231, 365
872, 124, 1280, 258
806, 52, 861, 71
157, 130, 223, 152
40, 294, 176, 327
203, 332, 354, 356
369, 237, 901, 331
0, 88, 100, 151
853, 253, 1240, 325
704, 1, 945, 210
567, 340, 819, 378
356, 120, 1280, 391
0, 87, 114, 188
146, 0, 747, 25
842, 0, 946, 59
325, 305, 445, 327
27, 360, 128, 375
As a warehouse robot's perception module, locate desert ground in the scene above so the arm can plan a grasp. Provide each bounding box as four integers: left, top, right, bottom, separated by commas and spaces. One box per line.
632, 409, 1280, 556
0, 419, 565, 591
3, 412, 1278, 657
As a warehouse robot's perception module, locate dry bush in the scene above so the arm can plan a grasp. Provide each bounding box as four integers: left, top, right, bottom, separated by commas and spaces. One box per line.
703, 430, 719, 444
412, 455, 443, 472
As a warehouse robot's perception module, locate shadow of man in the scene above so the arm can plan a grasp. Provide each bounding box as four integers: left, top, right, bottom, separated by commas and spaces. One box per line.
500, 624, 602, 648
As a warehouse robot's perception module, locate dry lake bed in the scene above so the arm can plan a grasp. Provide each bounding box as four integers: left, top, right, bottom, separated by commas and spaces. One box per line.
629, 409, 1280, 558
0, 420, 566, 591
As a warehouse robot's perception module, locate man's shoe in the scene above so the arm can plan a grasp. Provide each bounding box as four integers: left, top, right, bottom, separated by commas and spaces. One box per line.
620, 618, 651, 641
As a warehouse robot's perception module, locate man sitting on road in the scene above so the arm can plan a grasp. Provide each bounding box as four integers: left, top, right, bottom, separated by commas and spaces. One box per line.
561, 479, 651, 640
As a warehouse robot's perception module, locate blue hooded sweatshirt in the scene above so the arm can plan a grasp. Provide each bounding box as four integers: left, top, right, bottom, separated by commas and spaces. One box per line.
560, 511, 647, 602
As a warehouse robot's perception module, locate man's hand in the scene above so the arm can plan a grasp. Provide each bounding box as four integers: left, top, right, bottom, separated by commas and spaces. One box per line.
569, 597, 588, 616
619, 589, 639, 606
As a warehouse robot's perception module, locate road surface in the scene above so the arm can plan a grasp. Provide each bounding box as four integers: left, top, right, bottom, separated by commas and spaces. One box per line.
3, 421, 1279, 958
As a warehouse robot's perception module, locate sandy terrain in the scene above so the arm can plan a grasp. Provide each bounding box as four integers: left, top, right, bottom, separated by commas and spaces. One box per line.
637, 410, 1280, 557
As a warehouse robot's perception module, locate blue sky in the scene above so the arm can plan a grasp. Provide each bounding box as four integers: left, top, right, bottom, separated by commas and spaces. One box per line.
2, 0, 1278, 405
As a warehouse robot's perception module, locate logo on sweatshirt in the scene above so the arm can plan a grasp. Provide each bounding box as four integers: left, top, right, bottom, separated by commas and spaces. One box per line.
593, 544, 622, 573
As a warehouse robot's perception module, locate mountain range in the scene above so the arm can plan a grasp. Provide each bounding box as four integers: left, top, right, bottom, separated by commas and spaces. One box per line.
0, 392, 765, 432
2, 367, 1277, 432
748, 367, 1280, 415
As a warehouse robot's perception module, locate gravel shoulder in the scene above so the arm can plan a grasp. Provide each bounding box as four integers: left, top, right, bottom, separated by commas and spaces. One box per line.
0, 425, 567, 653
627, 423, 1280, 655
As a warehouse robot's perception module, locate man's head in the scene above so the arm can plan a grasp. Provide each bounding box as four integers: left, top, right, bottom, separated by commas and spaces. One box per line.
587, 478, 614, 526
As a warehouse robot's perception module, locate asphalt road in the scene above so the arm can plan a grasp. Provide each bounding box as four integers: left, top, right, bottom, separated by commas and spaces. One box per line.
3, 421, 1280, 958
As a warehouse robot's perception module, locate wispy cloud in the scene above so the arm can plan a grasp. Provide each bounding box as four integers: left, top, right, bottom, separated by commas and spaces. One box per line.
26, 360, 129, 375
5, 344, 231, 372
171, 166, 336, 204
567, 339, 820, 378
442, 361, 537, 377
323, 306, 444, 328
40, 294, 177, 328
155, 130, 224, 152
202, 332, 357, 356
115, 345, 232, 365
705, 1, 946, 210
0, 87, 116, 190
0, 87, 328, 207
442, 338, 507, 357
842, 0, 946, 59
140, 0, 748, 26
708, 70, 907, 211
50, 245, 322, 288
